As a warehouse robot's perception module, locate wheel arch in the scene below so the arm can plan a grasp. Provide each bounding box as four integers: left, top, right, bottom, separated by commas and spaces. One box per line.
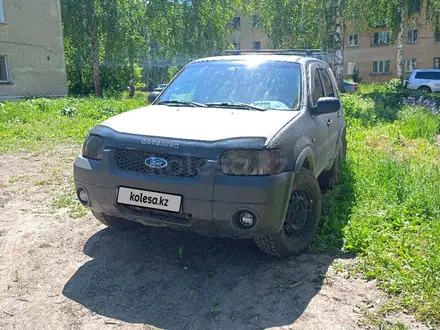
293, 146, 316, 174
418, 85, 432, 92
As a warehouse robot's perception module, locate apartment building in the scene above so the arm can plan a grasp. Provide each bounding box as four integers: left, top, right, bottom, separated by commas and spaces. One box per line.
345, 16, 440, 83
0, 0, 68, 100
231, 14, 270, 50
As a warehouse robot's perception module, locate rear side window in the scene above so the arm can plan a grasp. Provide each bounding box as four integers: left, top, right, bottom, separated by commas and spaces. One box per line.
415, 71, 440, 80
318, 69, 335, 97
415, 72, 429, 79
312, 69, 325, 105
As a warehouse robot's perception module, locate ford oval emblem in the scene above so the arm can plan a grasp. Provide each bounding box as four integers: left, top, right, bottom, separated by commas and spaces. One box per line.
145, 157, 168, 169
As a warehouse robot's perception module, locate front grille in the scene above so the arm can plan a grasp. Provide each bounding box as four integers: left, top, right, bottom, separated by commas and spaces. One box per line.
115, 148, 208, 178
124, 206, 192, 224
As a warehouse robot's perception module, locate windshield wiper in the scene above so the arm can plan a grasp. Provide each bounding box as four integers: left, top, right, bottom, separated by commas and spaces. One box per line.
205, 102, 266, 111
158, 100, 207, 108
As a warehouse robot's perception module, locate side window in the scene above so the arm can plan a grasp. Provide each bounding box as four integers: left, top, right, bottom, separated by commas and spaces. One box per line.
415, 72, 428, 79
312, 69, 325, 105
319, 69, 335, 97
432, 72, 440, 80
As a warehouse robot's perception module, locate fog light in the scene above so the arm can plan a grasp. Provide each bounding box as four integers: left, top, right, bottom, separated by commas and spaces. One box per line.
239, 211, 255, 227
78, 188, 89, 206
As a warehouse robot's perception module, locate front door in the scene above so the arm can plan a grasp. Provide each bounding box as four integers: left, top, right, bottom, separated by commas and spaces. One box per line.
308, 64, 332, 174
318, 66, 341, 161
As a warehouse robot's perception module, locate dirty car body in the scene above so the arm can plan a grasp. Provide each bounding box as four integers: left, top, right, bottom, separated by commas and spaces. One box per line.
74, 55, 346, 257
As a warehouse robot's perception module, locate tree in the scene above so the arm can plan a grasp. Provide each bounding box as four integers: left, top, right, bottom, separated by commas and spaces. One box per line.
62, 0, 104, 96
347, 0, 440, 84
61, 0, 244, 95
250, 0, 347, 90
251, 0, 440, 89
86, 0, 102, 97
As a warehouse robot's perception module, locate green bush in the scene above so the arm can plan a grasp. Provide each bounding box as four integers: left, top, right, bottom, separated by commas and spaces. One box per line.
341, 95, 377, 126
384, 78, 403, 92
341, 94, 398, 125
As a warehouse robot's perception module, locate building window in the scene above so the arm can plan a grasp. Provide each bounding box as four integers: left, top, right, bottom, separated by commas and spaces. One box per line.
435, 31, 440, 42
347, 62, 357, 75
252, 14, 260, 28
373, 31, 391, 46
372, 60, 391, 74
407, 29, 419, 43
0, 55, 10, 82
232, 42, 240, 50
253, 41, 261, 50
348, 34, 358, 47
405, 59, 417, 72
434, 57, 440, 69
232, 17, 240, 29
0, 0, 5, 23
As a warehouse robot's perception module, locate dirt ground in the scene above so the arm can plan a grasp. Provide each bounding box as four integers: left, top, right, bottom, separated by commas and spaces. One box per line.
0, 147, 431, 330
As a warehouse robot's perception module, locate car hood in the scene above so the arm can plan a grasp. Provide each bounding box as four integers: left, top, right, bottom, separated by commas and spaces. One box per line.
100, 105, 299, 143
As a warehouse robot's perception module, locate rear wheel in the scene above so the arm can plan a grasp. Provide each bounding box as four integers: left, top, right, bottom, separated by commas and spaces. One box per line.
418, 86, 432, 93
255, 169, 322, 258
91, 210, 143, 231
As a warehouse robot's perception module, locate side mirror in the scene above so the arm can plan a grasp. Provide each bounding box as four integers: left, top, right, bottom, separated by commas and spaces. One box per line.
148, 91, 161, 104
313, 97, 341, 115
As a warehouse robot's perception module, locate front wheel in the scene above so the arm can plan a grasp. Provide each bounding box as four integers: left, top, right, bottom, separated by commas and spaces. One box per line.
255, 169, 322, 258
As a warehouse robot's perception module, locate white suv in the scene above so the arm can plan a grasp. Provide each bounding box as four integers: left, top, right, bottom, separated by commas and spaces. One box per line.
405, 69, 440, 93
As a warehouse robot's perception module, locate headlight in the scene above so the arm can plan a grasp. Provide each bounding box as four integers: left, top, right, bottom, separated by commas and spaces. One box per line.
82, 134, 105, 160
221, 149, 283, 175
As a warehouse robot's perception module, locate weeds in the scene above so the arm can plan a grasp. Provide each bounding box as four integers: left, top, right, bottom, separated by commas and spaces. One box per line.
315, 97, 440, 325
209, 302, 222, 315
34, 179, 50, 186
13, 270, 19, 282
52, 184, 87, 219
397, 106, 440, 141
178, 247, 184, 260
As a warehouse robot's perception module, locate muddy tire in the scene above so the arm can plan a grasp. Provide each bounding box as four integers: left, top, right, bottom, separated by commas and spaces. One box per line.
255, 168, 322, 258
91, 210, 143, 231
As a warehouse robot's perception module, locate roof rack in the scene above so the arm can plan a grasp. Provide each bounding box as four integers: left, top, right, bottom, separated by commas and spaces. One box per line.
225, 49, 326, 56
224, 48, 337, 72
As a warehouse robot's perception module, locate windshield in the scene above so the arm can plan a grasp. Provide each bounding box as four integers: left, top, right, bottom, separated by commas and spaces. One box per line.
157, 60, 302, 110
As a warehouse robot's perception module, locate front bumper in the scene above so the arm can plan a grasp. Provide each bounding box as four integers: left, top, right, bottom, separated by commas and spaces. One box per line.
73, 149, 294, 239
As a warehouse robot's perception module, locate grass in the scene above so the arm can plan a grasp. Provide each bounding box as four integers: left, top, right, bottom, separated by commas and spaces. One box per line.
0, 92, 147, 153
359, 308, 408, 330
1, 89, 440, 326
314, 93, 440, 326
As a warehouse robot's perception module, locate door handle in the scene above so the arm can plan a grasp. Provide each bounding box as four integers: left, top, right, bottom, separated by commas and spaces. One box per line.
337, 111, 341, 117
327, 119, 333, 126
